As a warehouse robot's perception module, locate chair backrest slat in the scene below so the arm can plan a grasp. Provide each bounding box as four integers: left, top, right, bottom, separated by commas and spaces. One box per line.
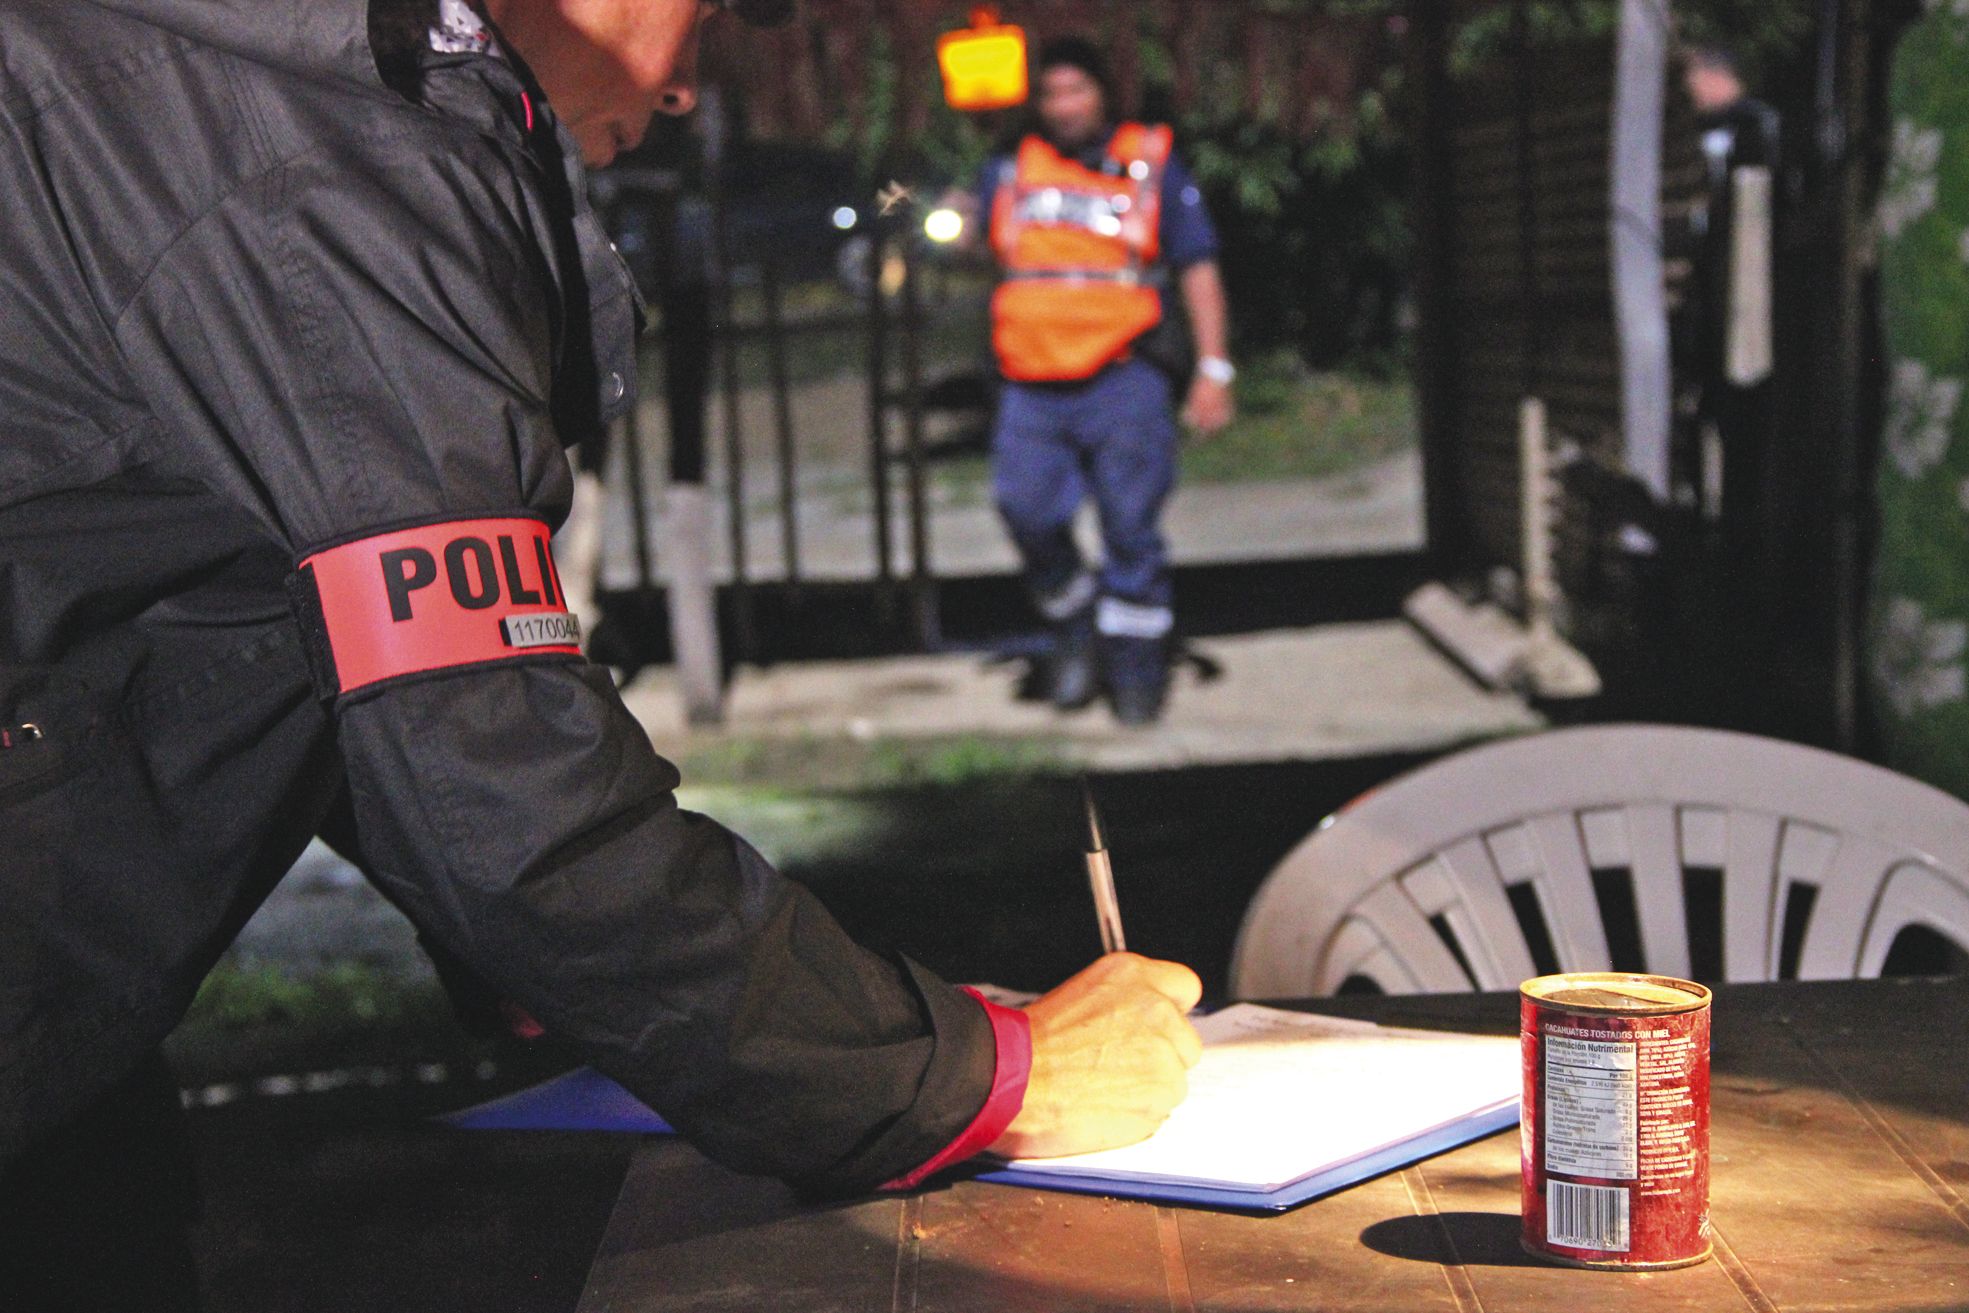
1679, 806, 1731, 869
1357, 884, 1474, 992
1796, 835, 1908, 980
1626, 803, 1692, 980
1525, 813, 1613, 972
1720, 810, 1783, 982
1435, 838, 1540, 989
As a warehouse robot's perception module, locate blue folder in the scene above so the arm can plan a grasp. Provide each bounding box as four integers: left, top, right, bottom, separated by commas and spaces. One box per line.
973, 1098, 1518, 1212
439, 1066, 673, 1133
442, 1067, 1517, 1213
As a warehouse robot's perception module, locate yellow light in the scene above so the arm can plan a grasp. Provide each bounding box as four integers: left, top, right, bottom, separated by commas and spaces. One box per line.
924, 208, 965, 243
937, 8, 1028, 112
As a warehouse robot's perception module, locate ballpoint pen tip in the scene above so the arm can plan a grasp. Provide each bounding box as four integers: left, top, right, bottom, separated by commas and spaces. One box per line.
1080, 777, 1106, 853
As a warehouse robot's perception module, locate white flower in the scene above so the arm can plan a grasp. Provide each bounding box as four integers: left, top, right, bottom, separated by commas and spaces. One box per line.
1923, 0, 1969, 42
1886, 358, 1965, 479
1880, 119, 1944, 239
1875, 597, 1969, 717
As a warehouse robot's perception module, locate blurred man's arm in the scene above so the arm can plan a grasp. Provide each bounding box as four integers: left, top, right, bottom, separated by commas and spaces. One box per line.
1179, 260, 1236, 435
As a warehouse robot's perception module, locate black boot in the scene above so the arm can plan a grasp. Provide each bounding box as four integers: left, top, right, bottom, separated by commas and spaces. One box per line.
1103, 633, 1170, 726
1047, 608, 1099, 710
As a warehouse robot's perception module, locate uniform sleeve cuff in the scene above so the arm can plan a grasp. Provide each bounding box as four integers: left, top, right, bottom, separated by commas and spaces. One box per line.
879, 987, 1031, 1191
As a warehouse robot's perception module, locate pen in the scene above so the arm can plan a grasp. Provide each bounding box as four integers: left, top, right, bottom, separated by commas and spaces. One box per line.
1081, 777, 1126, 955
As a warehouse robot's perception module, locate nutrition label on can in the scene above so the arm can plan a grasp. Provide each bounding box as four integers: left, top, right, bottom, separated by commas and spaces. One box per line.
1635, 1029, 1700, 1190
1542, 1032, 1638, 1179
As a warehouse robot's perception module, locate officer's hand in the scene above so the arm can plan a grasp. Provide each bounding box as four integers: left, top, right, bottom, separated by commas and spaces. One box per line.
1182, 377, 1235, 436
988, 953, 1203, 1159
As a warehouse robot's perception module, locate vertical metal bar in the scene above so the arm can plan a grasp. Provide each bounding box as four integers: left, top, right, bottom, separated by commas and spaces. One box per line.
888, 5, 921, 152
763, 257, 801, 588
1512, 0, 1540, 403
1409, 0, 1462, 571
655, 179, 723, 719
1521, 397, 1555, 639
866, 227, 896, 597
619, 387, 655, 593
1827, 0, 1870, 751
717, 292, 747, 615
705, 89, 753, 658
899, 233, 939, 648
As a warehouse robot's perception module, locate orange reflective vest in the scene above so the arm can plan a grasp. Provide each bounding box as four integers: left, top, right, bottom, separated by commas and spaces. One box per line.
989, 122, 1174, 382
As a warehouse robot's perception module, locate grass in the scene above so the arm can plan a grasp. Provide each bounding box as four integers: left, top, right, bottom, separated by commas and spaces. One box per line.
673, 730, 1071, 792
166, 961, 480, 1087
186, 961, 432, 1029
1180, 356, 1418, 486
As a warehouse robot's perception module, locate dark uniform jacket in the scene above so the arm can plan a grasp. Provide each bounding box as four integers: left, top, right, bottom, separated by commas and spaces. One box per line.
0, 0, 995, 1193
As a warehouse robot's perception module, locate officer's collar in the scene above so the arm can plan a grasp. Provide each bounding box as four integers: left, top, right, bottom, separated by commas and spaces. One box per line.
428, 0, 497, 55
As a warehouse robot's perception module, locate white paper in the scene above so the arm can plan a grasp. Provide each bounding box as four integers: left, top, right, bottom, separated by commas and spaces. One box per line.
1004, 1004, 1520, 1194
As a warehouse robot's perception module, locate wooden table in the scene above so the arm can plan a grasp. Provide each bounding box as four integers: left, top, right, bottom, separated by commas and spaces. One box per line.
578, 976, 1969, 1312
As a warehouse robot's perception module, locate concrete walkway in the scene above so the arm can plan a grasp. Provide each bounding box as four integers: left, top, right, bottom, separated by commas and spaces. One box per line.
598, 450, 1425, 588
619, 619, 1540, 772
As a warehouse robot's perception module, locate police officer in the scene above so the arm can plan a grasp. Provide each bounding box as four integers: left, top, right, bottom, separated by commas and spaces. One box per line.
0, 1, 1201, 1304
1682, 44, 1780, 574
982, 37, 1235, 725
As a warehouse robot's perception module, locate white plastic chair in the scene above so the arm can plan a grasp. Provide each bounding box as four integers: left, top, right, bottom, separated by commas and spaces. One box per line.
1230, 725, 1969, 998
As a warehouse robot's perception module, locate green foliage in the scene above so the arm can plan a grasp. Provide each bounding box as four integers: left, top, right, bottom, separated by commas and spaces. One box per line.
1449, 1, 1621, 75
1178, 73, 1414, 369
823, 27, 997, 189
1449, 0, 1815, 87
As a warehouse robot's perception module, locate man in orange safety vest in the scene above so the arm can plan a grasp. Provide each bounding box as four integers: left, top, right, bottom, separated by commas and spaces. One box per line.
980, 37, 1235, 725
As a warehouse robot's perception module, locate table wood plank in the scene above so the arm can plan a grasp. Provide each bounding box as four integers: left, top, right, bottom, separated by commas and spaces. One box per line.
577, 1139, 901, 1312
910, 1181, 1171, 1312
1175, 1167, 1466, 1312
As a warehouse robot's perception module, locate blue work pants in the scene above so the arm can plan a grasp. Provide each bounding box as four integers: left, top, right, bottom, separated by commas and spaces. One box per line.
991, 358, 1178, 622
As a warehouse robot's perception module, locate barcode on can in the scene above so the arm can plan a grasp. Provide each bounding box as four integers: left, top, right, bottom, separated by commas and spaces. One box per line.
1547, 1180, 1630, 1251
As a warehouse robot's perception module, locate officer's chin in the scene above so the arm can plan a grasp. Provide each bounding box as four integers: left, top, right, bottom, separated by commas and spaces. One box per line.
575, 122, 630, 170
1046, 122, 1103, 152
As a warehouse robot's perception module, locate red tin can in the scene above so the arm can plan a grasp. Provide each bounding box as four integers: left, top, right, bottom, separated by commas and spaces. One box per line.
1520, 973, 1712, 1269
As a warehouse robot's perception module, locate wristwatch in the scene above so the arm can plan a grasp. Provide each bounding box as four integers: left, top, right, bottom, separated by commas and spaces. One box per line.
1197, 356, 1236, 385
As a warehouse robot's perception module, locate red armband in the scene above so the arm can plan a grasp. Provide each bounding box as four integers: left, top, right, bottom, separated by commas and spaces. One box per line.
881, 988, 1031, 1191
289, 516, 582, 698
